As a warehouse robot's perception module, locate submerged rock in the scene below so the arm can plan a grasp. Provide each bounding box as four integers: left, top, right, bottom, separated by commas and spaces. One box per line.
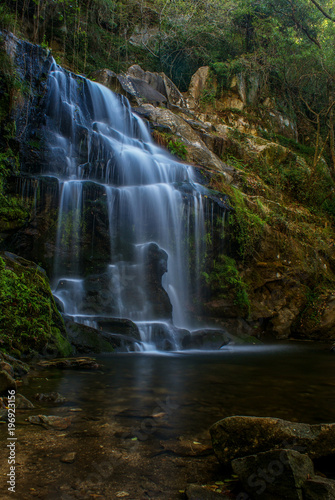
27, 414, 72, 429
210, 416, 335, 465
185, 484, 231, 499
37, 357, 101, 370
34, 392, 66, 403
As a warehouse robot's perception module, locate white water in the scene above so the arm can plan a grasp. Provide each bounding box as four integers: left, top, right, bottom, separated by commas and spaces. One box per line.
42, 61, 224, 350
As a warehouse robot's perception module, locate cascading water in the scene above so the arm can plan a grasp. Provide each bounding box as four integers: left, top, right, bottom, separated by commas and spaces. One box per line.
33, 60, 226, 351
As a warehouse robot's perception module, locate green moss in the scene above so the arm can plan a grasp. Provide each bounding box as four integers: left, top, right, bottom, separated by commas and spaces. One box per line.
203, 254, 250, 316
0, 254, 69, 356
228, 187, 267, 261
50, 328, 72, 357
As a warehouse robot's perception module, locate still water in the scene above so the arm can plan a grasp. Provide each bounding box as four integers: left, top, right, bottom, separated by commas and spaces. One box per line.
24, 344, 335, 435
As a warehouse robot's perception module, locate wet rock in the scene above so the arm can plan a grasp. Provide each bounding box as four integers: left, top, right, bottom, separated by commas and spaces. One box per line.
34, 392, 66, 403
210, 416, 335, 466
139, 103, 232, 180
37, 357, 101, 370
182, 329, 232, 350
185, 484, 231, 499
60, 452, 76, 463
16, 394, 35, 409
143, 243, 173, 320
159, 437, 212, 457
232, 449, 314, 500
65, 319, 120, 353
0, 362, 15, 378
303, 476, 335, 499
27, 414, 72, 430
0, 370, 17, 395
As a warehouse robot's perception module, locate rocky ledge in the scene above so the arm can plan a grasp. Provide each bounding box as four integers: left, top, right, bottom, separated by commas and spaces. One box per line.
210, 415, 335, 500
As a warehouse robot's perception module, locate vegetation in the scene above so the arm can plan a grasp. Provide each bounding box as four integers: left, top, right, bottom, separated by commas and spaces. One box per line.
203, 254, 250, 315
0, 255, 71, 356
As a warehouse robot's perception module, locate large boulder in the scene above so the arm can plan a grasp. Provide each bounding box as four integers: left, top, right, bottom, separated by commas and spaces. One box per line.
210, 416, 335, 466
232, 448, 314, 500
64, 319, 139, 353
91, 65, 185, 108
127, 64, 185, 107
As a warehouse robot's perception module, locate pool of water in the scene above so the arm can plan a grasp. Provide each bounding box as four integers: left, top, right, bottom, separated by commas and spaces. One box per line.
22, 343, 335, 437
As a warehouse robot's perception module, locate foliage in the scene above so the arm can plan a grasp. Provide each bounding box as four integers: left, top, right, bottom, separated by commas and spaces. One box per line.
0, 256, 70, 355
228, 187, 266, 261
167, 138, 187, 160
203, 254, 250, 315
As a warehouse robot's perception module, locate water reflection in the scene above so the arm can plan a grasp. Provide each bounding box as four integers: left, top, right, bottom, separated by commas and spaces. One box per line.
21, 345, 335, 439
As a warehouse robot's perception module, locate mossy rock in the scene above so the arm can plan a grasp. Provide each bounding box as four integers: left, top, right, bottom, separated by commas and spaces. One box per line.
0, 251, 71, 357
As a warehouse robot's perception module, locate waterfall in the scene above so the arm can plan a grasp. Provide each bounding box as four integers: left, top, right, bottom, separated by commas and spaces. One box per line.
36, 61, 225, 351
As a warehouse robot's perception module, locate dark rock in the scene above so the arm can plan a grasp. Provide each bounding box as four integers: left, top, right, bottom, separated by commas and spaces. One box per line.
210, 416, 335, 466
1, 353, 29, 377
37, 357, 101, 370
0, 362, 14, 378
303, 476, 335, 499
27, 414, 72, 429
34, 392, 66, 403
185, 484, 231, 499
142, 242, 173, 320
232, 449, 314, 500
182, 329, 232, 350
64, 316, 141, 351
0, 370, 17, 395
16, 394, 35, 409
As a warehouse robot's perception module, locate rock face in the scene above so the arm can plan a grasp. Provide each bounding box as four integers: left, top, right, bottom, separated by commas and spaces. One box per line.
210, 416, 335, 465
92, 64, 185, 108
138, 104, 232, 180
186, 66, 212, 109
232, 449, 314, 500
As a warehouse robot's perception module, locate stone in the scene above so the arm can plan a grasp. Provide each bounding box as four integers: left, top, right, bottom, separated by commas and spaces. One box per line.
210, 416, 335, 465
186, 66, 211, 109
232, 448, 314, 500
0, 370, 17, 395
37, 357, 101, 370
127, 64, 186, 107
60, 452, 76, 463
34, 392, 66, 403
16, 394, 35, 409
182, 329, 232, 350
0, 361, 14, 377
140, 104, 232, 180
303, 476, 335, 499
2, 352, 30, 377
27, 414, 72, 430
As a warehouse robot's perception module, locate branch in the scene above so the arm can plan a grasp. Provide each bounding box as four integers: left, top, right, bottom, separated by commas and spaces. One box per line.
309, 0, 335, 22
